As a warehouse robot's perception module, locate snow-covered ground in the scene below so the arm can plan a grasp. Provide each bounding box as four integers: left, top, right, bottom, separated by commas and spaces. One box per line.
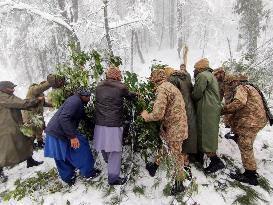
1, 124, 273, 205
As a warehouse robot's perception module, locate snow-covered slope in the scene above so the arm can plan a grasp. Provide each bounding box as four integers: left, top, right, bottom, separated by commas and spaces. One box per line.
1, 117, 273, 205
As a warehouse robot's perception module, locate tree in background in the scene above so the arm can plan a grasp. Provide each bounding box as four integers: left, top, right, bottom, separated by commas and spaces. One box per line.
234, 0, 270, 60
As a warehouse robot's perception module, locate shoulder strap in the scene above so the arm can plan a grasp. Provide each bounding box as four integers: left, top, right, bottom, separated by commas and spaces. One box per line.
246, 83, 273, 125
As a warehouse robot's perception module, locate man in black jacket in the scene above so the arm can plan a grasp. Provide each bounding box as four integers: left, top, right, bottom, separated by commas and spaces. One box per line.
44, 87, 100, 185
94, 66, 136, 185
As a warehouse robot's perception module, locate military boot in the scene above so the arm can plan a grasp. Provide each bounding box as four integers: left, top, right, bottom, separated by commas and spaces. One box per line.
224, 132, 239, 143
0, 168, 8, 183
170, 180, 185, 195
146, 162, 159, 177
195, 152, 204, 166
204, 156, 225, 174
230, 170, 258, 186
27, 156, 43, 168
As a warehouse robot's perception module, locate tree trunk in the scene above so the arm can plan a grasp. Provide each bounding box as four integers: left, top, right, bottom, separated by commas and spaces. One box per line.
135, 31, 145, 64
158, 0, 165, 50
57, 0, 80, 51
103, 0, 113, 56
131, 30, 134, 72
169, 0, 175, 49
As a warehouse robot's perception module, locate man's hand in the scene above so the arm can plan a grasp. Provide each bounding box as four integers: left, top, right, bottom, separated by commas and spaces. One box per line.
37, 96, 45, 101
70, 137, 80, 149
141, 110, 149, 122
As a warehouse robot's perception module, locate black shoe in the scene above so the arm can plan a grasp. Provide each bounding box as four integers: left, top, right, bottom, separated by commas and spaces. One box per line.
170, 180, 185, 195
37, 140, 44, 149
87, 168, 102, 180
27, 157, 44, 168
146, 162, 159, 177
67, 175, 77, 186
0, 169, 8, 183
204, 157, 225, 174
224, 132, 238, 143
194, 152, 204, 166
184, 165, 192, 180
109, 177, 127, 186
230, 170, 259, 186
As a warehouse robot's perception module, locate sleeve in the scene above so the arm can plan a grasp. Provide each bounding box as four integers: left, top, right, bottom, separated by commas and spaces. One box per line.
145, 87, 168, 122
192, 73, 208, 101
123, 86, 137, 101
30, 82, 51, 96
59, 99, 80, 139
222, 85, 247, 114
43, 101, 53, 107
0, 94, 39, 109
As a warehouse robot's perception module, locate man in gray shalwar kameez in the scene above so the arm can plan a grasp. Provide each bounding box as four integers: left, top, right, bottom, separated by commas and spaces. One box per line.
94, 66, 136, 185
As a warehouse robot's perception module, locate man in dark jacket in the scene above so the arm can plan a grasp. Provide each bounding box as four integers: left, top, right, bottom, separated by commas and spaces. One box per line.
0, 81, 44, 182
93, 66, 136, 185
44, 87, 100, 185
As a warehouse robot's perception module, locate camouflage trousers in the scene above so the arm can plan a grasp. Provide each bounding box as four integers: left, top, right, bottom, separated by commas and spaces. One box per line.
155, 141, 184, 180
31, 126, 43, 141
234, 127, 261, 171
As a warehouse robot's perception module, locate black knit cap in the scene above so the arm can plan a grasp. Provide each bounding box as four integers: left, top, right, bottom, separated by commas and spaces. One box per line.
77, 87, 91, 96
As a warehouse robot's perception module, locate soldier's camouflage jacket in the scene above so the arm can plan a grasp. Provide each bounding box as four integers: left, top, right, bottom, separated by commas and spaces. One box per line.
22, 82, 51, 124
145, 81, 188, 143
222, 84, 267, 129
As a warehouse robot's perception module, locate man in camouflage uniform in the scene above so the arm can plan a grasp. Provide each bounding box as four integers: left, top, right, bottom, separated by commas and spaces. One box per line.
163, 66, 197, 175
141, 69, 188, 195
222, 74, 268, 185
22, 74, 64, 148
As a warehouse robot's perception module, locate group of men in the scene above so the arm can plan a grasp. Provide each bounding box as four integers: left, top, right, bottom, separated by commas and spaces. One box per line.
0, 58, 272, 196
142, 58, 272, 194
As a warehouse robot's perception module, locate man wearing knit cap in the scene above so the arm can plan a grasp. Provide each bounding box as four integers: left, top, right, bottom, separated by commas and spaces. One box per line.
44, 86, 101, 186
222, 74, 269, 185
0, 81, 44, 182
141, 69, 188, 195
94, 66, 137, 185
192, 58, 225, 174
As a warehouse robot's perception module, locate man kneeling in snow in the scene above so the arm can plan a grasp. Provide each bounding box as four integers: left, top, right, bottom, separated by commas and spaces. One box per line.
141, 69, 188, 195
44, 87, 100, 186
